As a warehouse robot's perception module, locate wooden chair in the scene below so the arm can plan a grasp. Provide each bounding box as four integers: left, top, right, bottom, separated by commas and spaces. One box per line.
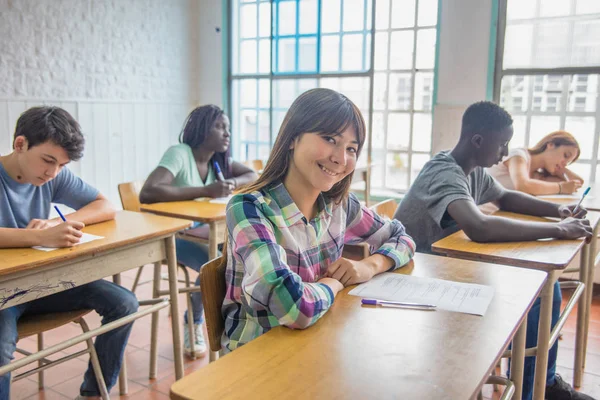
117, 182, 203, 360
199, 256, 227, 362
342, 199, 399, 260
243, 159, 264, 173
11, 310, 109, 399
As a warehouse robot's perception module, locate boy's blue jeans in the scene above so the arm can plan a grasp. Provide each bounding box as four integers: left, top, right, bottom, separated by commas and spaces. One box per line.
0, 280, 138, 400
509, 280, 561, 400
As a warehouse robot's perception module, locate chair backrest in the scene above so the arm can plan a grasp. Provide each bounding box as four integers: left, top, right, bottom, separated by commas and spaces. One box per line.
369, 199, 398, 219
243, 159, 264, 173
118, 181, 144, 212
200, 256, 227, 352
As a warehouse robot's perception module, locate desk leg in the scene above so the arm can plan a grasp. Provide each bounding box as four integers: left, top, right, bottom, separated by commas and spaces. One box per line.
112, 274, 128, 395
584, 226, 599, 370
149, 262, 161, 380
511, 314, 527, 400
208, 222, 219, 260
166, 236, 184, 379
575, 244, 590, 387
533, 273, 555, 400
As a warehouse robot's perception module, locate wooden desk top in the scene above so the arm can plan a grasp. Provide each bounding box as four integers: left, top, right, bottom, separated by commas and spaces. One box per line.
170, 253, 547, 400
432, 211, 600, 271
140, 200, 227, 223
540, 183, 600, 212
0, 211, 191, 277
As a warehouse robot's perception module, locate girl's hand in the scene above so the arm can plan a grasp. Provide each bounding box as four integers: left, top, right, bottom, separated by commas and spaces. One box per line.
559, 180, 582, 194
26, 219, 61, 230
326, 257, 376, 287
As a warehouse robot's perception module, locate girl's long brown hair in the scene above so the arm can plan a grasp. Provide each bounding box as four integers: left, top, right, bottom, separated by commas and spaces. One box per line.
528, 130, 581, 163
240, 88, 366, 204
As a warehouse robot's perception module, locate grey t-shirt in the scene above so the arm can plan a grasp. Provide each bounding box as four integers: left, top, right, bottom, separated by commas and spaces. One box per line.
394, 151, 504, 253
0, 162, 99, 229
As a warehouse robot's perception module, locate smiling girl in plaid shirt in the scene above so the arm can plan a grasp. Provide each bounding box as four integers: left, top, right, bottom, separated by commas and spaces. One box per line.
222, 88, 415, 352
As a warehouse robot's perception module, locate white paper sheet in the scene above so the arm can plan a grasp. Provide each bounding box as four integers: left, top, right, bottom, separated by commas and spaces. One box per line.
349, 272, 495, 316
538, 194, 593, 200
33, 233, 104, 252
194, 196, 233, 204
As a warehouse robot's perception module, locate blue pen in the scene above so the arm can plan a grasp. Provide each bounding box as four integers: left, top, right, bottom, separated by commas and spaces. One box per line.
573, 187, 591, 214
213, 161, 225, 181
54, 205, 67, 222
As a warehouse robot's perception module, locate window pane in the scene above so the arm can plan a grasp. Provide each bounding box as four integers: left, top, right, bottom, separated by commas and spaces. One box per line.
259, 2, 271, 37
258, 145, 271, 160
387, 113, 411, 150
388, 73, 412, 111
320, 77, 369, 110
370, 155, 385, 188
374, 32, 389, 70
240, 79, 257, 108
389, 31, 414, 70
414, 72, 434, 111
258, 39, 271, 73
570, 162, 591, 183
240, 4, 257, 38
240, 40, 258, 73
573, 20, 600, 67
411, 154, 430, 184
373, 72, 388, 110
299, 37, 318, 72
386, 152, 409, 190
509, 115, 528, 149
540, 1, 570, 17
416, 29, 436, 69
322, 0, 341, 33
246, 143, 258, 160
240, 110, 258, 142
341, 34, 364, 71
391, 0, 415, 29
418, 0, 438, 26
568, 75, 598, 112
277, 1, 297, 35
412, 113, 432, 152
503, 24, 533, 68
258, 111, 271, 143
277, 38, 296, 72
577, 0, 600, 14
500, 76, 530, 113
343, 0, 365, 31
273, 80, 297, 108
321, 35, 341, 71
372, 112, 385, 149
258, 79, 270, 108
506, 0, 536, 20
565, 117, 596, 160
375, 0, 390, 30
529, 116, 561, 147
299, 0, 318, 34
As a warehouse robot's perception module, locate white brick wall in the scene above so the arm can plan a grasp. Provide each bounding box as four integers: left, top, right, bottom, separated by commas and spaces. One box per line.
0, 0, 202, 206
0, 0, 198, 102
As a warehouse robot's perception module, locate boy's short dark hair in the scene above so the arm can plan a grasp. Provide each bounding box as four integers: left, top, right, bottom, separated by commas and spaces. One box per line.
461, 101, 513, 138
13, 106, 85, 161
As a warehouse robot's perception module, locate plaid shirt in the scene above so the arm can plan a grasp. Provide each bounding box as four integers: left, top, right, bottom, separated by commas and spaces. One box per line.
222, 182, 415, 352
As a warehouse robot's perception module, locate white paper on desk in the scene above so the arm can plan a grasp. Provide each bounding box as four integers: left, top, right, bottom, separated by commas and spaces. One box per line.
32, 233, 104, 252
538, 194, 594, 200
349, 273, 495, 316
193, 196, 233, 204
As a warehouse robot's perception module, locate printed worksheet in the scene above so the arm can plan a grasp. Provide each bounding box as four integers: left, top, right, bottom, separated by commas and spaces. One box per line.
349, 273, 494, 316
194, 196, 233, 204
33, 233, 104, 252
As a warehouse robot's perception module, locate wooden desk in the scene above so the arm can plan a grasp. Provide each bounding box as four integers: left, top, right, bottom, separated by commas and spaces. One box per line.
0, 211, 192, 379
170, 253, 547, 400
432, 211, 600, 399
540, 183, 600, 212
140, 200, 227, 259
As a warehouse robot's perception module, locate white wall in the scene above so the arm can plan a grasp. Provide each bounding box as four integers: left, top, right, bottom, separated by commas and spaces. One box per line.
432, 0, 494, 153
0, 0, 200, 205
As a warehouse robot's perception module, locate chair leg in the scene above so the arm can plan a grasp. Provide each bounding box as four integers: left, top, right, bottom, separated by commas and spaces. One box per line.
492, 360, 500, 392
180, 265, 196, 359
150, 262, 161, 379
131, 265, 145, 293
78, 318, 110, 400
37, 333, 44, 390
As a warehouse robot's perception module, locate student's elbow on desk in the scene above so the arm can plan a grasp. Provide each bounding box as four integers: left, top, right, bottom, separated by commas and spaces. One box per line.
461, 219, 493, 243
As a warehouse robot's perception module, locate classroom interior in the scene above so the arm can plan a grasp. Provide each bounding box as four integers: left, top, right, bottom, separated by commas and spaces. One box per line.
1, 0, 600, 399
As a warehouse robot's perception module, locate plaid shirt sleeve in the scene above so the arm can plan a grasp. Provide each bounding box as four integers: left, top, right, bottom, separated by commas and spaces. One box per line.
343, 194, 416, 270
227, 194, 335, 329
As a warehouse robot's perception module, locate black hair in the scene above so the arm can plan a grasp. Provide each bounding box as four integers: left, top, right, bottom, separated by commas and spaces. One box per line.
13, 106, 85, 161
179, 104, 232, 178
461, 101, 513, 139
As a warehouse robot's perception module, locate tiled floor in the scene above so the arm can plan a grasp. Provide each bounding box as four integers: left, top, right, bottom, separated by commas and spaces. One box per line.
8, 268, 600, 399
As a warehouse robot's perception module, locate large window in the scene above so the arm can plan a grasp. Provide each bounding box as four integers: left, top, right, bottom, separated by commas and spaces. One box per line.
229, 0, 439, 193
495, 0, 600, 182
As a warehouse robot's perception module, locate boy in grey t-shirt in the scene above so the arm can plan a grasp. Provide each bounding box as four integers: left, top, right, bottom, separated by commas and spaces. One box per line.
0, 107, 138, 400
395, 101, 593, 400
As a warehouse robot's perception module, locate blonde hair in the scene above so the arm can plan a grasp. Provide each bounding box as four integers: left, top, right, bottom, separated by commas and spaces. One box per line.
528, 130, 581, 163
240, 88, 366, 204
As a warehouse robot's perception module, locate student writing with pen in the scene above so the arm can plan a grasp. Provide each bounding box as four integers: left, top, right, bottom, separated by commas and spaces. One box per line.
139, 105, 257, 357
0, 106, 138, 400
222, 89, 415, 353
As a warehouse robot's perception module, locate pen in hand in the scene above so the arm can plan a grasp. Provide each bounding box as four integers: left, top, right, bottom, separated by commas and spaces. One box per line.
54, 205, 67, 222
213, 161, 226, 182
573, 187, 591, 215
